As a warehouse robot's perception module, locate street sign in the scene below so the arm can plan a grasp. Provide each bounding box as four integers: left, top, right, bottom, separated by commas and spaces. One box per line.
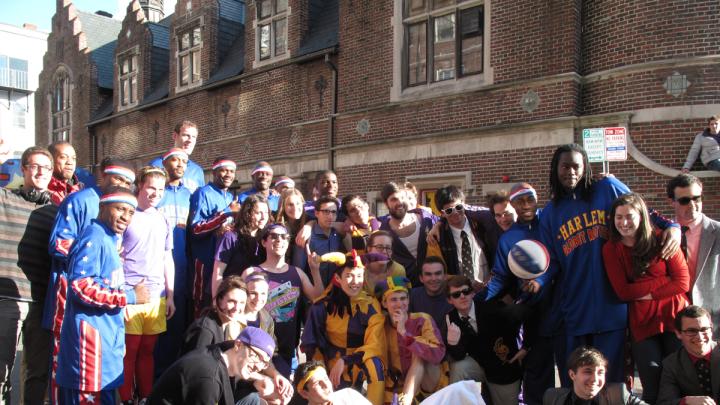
582, 128, 605, 162
604, 127, 627, 161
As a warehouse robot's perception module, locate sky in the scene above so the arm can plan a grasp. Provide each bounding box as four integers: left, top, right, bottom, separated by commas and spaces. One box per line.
0, 0, 177, 32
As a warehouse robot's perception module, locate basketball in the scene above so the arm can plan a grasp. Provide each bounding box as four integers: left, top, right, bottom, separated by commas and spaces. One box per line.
507, 239, 550, 279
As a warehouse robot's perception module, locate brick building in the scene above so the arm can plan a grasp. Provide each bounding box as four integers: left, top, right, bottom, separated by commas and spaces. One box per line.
36, 0, 720, 218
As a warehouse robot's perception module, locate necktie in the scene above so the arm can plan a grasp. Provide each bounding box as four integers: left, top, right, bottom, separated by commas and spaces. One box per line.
681, 226, 689, 260
461, 316, 476, 333
695, 358, 713, 396
460, 231, 474, 281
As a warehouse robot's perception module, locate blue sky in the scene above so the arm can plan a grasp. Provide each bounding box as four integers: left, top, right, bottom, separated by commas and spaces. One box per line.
0, 1, 176, 32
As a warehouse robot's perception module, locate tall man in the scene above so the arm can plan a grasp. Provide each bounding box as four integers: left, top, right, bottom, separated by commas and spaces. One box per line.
379, 182, 439, 286
304, 170, 342, 220
657, 305, 720, 404
188, 157, 240, 315
155, 148, 193, 376
149, 120, 205, 193
119, 167, 175, 404
238, 161, 280, 213
0, 146, 57, 404
55, 187, 150, 404
433, 185, 500, 288
536, 144, 679, 385
47, 141, 83, 205
666, 174, 720, 334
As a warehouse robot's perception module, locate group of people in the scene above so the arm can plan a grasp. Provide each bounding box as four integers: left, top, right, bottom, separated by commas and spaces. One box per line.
1, 118, 719, 405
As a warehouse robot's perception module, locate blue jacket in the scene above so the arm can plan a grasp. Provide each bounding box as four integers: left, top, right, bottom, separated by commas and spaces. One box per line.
238, 188, 280, 213
157, 182, 192, 298
56, 220, 136, 391
149, 157, 205, 194
188, 182, 234, 268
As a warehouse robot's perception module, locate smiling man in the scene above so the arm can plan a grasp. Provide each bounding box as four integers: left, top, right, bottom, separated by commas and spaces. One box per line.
658, 305, 719, 404
149, 121, 205, 193
543, 346, 645, 405
239, 161, 280, 213
55, 186, 150, 404
294, 361, 371, 405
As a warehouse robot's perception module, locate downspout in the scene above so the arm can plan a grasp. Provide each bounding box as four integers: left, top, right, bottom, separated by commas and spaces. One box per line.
325, 53, 338, 171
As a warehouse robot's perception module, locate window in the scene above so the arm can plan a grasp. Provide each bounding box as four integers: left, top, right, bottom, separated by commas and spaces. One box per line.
178, 26, 202, 87
256, 0, 288, 61
0, 55, 29, 90
403, 0, 484, 87
118, 51, 138, 107
51, 70, 71, 142
12, 94, 27, 129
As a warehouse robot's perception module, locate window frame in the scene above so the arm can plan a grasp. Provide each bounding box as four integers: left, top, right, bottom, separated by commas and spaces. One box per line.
50, 69, 72, 142
175, 20, 204, 92
117, 47, 140, 109
391, 0, 492, 102
253, 0, 290, 68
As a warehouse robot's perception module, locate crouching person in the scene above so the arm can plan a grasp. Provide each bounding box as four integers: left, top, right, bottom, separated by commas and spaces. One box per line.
543, 346, 646, 405
301, 250, 386, 405
149, 326, 285, 405
295, 361, 372, 405
376, 276, 447, 405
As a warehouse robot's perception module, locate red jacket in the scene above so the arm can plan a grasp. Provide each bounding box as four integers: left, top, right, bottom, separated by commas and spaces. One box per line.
602, 239, 689, 342
47, 174, 83, 205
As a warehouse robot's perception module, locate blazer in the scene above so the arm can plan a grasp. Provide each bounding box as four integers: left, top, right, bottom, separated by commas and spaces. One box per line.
691, 215, 720, 334
380, 210, 438, 286
543, 384, 647, 405
437, 209, 501, 279
657, 343, 720, 404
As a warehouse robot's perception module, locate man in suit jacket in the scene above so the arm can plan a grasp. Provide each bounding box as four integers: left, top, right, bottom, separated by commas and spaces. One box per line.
543, 346, 646, 405
444, 275, 530, 405
667, 174, 720, 333
657, 305, 720, 405
433, 185, 501, 288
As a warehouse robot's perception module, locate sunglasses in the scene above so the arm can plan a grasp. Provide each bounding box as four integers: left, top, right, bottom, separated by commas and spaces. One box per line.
442, 204, 464, 216
267, 233, 290, 241
675, 195, 702, 206
449, 287, 473, 299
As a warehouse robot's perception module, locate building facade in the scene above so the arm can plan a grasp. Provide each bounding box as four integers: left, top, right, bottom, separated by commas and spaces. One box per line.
36, 0, 720, 218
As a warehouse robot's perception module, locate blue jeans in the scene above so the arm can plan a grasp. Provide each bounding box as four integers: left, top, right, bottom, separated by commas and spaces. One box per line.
632, 332, 681, 404
706, 159, 720, 171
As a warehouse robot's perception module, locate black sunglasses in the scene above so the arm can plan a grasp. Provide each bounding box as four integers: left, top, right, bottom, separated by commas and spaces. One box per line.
449, 287, 473, 299
675, 195, 702, 206
442, 204, 464, 216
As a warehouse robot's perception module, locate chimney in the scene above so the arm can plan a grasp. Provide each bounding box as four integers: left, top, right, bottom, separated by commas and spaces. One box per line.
95, 10, 113, 18
23, 23, 37, 31
139, 0, 165, 23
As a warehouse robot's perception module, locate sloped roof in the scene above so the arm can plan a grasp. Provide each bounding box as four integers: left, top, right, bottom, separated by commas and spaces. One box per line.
89, 96, 114, 121
209, 0, 245, 84
298, 0, 339, 56
148, 22, 170, 50
76, 11, 122, 89
207, 28, 245, 84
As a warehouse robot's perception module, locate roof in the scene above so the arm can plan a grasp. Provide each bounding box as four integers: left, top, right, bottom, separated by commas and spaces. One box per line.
148, 21, 170, 94
298, 0, 339, 56
208, 0, 245, 84
76, 11, 122, 89
89, 96, 114, 121
207, 28, 245, 84
148, 22, 170, 50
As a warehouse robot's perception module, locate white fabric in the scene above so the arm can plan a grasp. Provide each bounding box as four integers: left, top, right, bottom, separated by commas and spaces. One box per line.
449, 219, 489, 282
419, 380, 485, 405
327, 387, 372, 405
398, 213, 421, 259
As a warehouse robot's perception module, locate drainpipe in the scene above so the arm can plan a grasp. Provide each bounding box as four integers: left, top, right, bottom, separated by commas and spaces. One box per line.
325, 53, 338, 171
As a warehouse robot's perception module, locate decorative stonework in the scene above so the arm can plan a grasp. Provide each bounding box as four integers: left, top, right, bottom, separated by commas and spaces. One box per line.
289, 128, 300, 149
663, 71, 690, 98
520, 90, 539, 113
356, 118, 370, 136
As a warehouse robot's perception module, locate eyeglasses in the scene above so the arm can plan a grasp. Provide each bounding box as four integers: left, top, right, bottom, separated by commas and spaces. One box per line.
681, 327, 713, 337
369, 244, 392, 253
317, 209, 337, 215
442, 204, 464, 216
494, 211, 515, 219
24, 164, 52, 172
449, 288, 473, 299
675, 195, 702, 206
267, 233, 289, 241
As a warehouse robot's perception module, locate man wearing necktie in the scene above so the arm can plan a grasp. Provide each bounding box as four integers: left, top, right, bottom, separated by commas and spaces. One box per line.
667, 174, 720, 335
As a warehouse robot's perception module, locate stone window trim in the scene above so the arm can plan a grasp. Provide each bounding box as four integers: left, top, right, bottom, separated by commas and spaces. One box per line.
390, 0, 493, 103
49, 65, 73, 143
252, 0, 291, 69
117, 46, 140, 110
174, 17, 204, 93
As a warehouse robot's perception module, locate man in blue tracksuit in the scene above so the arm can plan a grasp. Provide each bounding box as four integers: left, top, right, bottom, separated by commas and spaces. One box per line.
188, 157, 240, 316
154, 148, 193, 376
534, 144, 680, 387
56, 187, 149, 404
485, 182, 554, 405
149, 121, 205, 194
237, 161, 280, 213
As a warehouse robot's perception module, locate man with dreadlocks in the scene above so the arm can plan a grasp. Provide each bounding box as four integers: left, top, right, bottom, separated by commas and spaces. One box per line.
535, 144, 680, 387
300, 250, 386, 405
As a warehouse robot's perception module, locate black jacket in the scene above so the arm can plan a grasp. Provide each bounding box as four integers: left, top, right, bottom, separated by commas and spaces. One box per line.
437, 209, 500, 278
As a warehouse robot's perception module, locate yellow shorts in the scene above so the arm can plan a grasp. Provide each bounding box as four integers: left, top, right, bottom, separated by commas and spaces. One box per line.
124, 298, 166, 335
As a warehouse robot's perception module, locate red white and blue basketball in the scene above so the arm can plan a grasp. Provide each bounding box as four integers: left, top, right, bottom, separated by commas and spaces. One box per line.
507, 239, 550, 279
